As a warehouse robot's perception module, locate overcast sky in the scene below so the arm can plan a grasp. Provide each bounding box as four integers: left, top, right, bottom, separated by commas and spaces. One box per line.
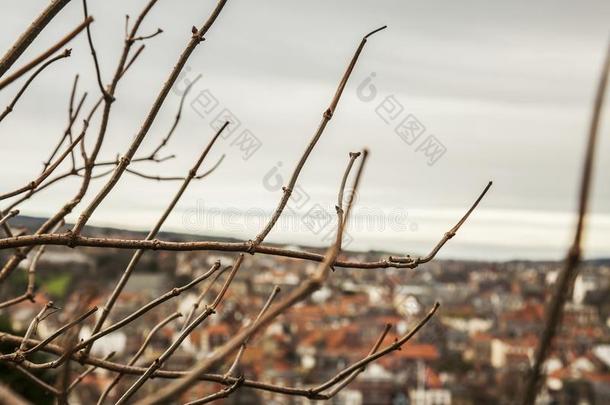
1, 0, 609, 260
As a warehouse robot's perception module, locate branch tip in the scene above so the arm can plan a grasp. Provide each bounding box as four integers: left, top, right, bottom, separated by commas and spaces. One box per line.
364, 25, 387, 39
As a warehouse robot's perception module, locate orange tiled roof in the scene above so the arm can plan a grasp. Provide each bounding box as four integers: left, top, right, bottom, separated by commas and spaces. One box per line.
393, 344, 440, 360
501, 303, 544, 323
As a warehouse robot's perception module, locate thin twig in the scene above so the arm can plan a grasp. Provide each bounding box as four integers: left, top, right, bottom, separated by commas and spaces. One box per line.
319, 324, 391, 398
180, 265, 231, 331
132, 28, 163, 42
184, 376, 244, 405
135, 148, 369, 405
312, 303, 440, 397
66, 351, 115, 393
0, 1, 155, 282
18, 302, 56, 352
0, 210, 18, 228
0, 49, 71, 122
116, 254, 244, 404
0, 0, 72, 78
5, 362, 60, 396
251, 26, 386, 249
388, 181, 492, 267
0, 294, 30, 309
24, 306, 98, 355
334, 151, 362, 251
67, 96, 88, 171
96, 312, 182, 405
42, 75, 87, 172
70, 0, 229, 236
81, 0, 110, 100
124, 153, 224, 181
68, 74, 79, 119
83, 123, 227, 355
0, 232, 460, 269
24, 245, 46, 300
149, 74, 202, 158
0, 16, 93, 91
0, 330, 444, 400
224, 285, 281, 378
63, 263, 221, 364
0, 129, 86, 201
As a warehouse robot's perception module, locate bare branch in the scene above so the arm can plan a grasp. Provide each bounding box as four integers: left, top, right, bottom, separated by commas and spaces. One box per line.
0, 0, 157, 282
4, 362, 60, 397
150, 74, 201, 156
0, 174, 487, 273
0, 129, 86, 201
0, 4, 493, 402
116, 254, 244, 404
124, 152, 224, 181
132, 28, 163, 42
251, 26, 386, 248
68, 262, 222, 362
0, 210, 18, 228
70, 0, 229, 235
522, 41, 610, 405
66, 351, 115, 393
0, 49, 71, 123
0, 0, 72, 78
180, 265, 231, 331
0, 16, 93, 91
83, 123, 227, 355
311, 303, 440, 398
136, 148, 369, 405
0, 294, 30, 309
0, 264, 215, 370
96, 312, 182, 405
149, 74, 202, 159
319, 324, 391, 398
23, 306, 98, 355
0, 328, 441, 401
81, 0, 110, 101
388, 181, 492, 267
184, 376, 244, 405
43, 76, 87, 172
332, 151, 362, 252
224, 285, 281, 378
25, 246, 46, 300
68, 74, 79, 118
124, 15, 130, 39
0, 230, 440, 270
120, 44, 146, 78
18, 302, 56, 352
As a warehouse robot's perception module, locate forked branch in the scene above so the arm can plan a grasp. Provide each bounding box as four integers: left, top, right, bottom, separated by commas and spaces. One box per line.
250, 26, 386, 248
